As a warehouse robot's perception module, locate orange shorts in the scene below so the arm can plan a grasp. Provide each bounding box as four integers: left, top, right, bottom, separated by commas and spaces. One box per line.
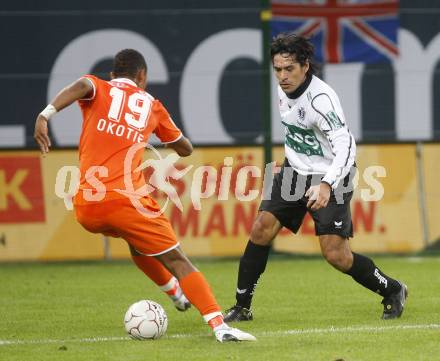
74, 195, 179, 256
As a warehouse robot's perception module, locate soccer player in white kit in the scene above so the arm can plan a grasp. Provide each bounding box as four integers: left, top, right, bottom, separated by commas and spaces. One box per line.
224, 33, 408, 322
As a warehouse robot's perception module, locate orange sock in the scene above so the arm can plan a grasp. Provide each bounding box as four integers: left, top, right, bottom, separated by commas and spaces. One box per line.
131, 255, 173, 287
179, 271, 222, 323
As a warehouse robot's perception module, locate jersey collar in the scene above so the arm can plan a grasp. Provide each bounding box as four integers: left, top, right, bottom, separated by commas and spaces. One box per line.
286, 73, 313, 100
111, 78, 138, 87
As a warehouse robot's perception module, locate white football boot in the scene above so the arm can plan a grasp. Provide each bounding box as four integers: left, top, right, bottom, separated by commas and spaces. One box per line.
214, 324, 257, 342
160, 277, 191, 312
171, 292, 191, 312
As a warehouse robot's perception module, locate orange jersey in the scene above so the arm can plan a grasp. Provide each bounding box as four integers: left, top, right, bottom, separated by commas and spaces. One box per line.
74, 75, 182, 204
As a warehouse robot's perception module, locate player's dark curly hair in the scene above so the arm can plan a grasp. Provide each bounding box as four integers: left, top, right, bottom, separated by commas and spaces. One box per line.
270, 32, 318, 75
112, 49, 147, 78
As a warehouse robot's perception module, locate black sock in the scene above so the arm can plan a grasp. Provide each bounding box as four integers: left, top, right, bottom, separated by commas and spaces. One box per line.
235, 241, 271, 309
345, 252, 401, 297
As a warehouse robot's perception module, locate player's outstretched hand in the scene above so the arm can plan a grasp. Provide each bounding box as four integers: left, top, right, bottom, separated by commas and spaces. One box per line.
34, 115, 52, 154
305, 183, 331, 210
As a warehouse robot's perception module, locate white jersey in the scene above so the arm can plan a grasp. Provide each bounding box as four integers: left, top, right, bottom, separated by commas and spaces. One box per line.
278, 75, 356, 189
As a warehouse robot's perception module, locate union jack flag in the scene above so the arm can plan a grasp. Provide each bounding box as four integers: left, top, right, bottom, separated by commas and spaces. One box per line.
270, 0, 399, 63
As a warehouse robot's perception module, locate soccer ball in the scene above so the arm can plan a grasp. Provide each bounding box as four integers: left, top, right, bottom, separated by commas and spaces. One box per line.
124, 300, 168, 340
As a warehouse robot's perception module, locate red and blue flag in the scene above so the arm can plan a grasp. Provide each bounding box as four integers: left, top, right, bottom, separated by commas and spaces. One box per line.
270, 0, 399, 63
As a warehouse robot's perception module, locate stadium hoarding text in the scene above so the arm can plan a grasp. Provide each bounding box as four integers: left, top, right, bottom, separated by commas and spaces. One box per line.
0, 155, 45, 223
2, 0, 440, 148
0, 144, 437, 262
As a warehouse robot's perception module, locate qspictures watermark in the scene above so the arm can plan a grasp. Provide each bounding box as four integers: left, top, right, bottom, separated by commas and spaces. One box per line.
54, 143, 386, 218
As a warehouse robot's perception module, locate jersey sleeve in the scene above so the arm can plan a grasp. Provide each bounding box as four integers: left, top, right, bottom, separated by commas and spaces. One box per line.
153, 101, 183, 144
311, 92, 356, 189
78, 74, 98, 102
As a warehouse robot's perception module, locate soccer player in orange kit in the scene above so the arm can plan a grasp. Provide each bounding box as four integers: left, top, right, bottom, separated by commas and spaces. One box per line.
34, 48, 256, 343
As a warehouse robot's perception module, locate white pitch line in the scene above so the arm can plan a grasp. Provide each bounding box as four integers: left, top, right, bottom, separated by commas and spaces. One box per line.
1, 324, 439, 346
260, 323, 440, 336
0, 336, 130, 346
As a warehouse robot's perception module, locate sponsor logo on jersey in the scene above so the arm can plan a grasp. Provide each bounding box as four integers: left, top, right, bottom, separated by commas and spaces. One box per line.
282, 122, 324, 156
326, 111, 344, 130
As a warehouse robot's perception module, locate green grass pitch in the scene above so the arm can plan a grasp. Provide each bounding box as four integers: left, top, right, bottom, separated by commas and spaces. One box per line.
1, 255, 439, 361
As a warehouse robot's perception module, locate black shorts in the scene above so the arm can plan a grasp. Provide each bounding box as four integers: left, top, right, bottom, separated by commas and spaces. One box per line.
259, 159, 354, 238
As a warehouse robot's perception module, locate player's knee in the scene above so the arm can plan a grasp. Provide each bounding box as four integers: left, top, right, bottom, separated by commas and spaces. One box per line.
249, 210, 282, 245
250, 219, 274, 245
323, 249, 350, 272
156, 250, 196, 278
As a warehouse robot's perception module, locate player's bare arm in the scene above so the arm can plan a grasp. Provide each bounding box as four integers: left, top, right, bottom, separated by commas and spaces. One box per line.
165, 136, 193, 157
34, 78, 93, 154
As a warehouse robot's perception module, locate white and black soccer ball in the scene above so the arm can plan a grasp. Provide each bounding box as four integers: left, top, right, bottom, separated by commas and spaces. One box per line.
124, 300, 168, 340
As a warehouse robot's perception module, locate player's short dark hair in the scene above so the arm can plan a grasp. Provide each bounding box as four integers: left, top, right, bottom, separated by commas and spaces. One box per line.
270, 33, 318, 75
112, 49, 147, 78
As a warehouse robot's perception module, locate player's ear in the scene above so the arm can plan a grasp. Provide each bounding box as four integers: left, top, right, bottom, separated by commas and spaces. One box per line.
303, 60, 310, 74
137, 68, 147, 89
110, 71, 115, 80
